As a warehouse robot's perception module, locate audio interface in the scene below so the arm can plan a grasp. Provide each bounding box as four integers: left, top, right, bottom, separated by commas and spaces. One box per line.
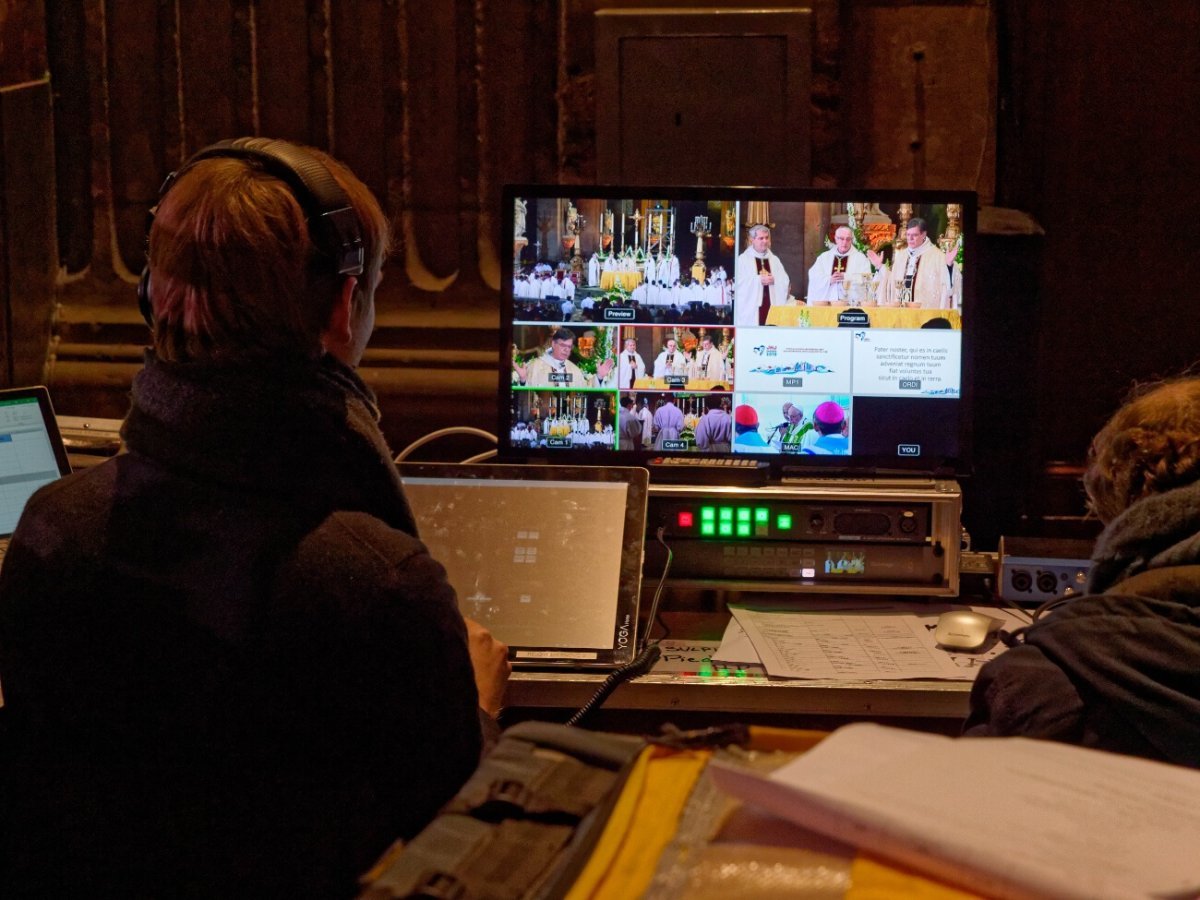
998, 536, 1093, 604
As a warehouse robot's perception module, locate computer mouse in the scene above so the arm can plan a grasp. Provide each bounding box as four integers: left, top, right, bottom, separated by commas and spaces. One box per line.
934, 610, 1001, 652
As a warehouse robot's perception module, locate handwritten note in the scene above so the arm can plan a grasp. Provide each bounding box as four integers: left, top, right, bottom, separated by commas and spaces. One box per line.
651, 639, 764, 676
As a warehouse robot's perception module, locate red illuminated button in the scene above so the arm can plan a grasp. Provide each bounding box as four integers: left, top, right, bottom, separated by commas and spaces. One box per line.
678, 511, 694, 527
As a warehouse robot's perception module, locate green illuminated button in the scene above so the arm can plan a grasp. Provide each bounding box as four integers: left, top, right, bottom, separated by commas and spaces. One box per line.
718, 522, 733, 536
736, 522, 751, 537
700, 522, 715, 536
777, 513, 793, 530
737, 507, 751, 522
700, 506, 715, 521
719, 507, 733, 522
755, 507, 769, 523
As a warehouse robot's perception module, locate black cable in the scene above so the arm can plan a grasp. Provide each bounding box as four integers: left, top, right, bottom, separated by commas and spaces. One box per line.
565, 528, 674, 728
639, 526, 673, 651
1031, 589, 1080, 622
994, 592, 1035, 625
564, 643, 661, 728
1001, 589, 1084, 647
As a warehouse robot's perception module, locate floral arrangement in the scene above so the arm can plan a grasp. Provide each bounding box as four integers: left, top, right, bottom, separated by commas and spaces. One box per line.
603, 285, 631, 306
573, 326, 612, 376
512, 345, 536, 383
680, 412, 698, 445
845, 204, 872, 256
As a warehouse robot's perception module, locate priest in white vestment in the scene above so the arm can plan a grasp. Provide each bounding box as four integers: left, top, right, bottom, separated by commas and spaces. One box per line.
652, 338, 688, 379
689, 335, 727, 383
617, 337, 647, 390
659, 253, 680, 285
807, 225, 871, 305
734, 225, 790, 328
890, 217, 951, 309
514, 328, 614, 388
637, 398, 654, 448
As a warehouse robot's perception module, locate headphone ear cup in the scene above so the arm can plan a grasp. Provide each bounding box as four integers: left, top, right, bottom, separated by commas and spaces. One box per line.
137, 265, 153, 327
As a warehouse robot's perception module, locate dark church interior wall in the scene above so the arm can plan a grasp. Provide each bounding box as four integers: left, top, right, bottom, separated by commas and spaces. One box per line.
0, 4, 56, 388
2, 0, 1197, 548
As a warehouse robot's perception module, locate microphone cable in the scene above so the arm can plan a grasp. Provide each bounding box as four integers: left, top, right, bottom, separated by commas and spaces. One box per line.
564, 642, 661, 728
565, 527, 673, 728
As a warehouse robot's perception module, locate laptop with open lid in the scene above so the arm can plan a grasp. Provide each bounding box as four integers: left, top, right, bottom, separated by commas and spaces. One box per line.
398, 463, 649, 668
0, 386, 73, 565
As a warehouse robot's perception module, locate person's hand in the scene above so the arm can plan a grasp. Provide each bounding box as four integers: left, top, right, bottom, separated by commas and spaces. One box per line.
463, 617, 510, 718
759, 272, 775, 285
830, 271, 844, 283
867, 249, 882, 268
597, 357, 615, 380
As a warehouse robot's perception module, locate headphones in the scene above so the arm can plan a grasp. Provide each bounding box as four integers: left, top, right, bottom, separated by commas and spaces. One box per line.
137, 137, 365, 327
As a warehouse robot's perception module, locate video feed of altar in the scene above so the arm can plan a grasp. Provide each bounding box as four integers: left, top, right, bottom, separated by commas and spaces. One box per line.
504, 188, 972, 469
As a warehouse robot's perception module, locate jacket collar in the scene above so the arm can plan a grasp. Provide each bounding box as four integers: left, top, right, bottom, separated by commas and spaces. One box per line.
122, 350, 417, 535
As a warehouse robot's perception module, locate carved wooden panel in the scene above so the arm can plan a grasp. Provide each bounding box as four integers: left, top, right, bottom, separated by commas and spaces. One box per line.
595, 9, 813, 187
45, 0, 566, 308
0, 80, 58, 386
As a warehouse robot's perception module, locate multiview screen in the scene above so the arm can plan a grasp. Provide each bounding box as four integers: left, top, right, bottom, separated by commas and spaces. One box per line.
500, 186, 975, 475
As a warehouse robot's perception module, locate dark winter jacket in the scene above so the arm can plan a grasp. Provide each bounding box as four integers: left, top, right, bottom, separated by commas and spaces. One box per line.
0, 352, 484, 898
964, 480, 1200, 767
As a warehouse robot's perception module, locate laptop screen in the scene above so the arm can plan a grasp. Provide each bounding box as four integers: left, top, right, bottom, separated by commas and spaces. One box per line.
399, 463, 649, 668
0, 387, 72, 538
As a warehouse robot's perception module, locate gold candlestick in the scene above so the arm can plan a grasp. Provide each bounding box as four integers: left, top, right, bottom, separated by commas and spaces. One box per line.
690, 216, 711, 284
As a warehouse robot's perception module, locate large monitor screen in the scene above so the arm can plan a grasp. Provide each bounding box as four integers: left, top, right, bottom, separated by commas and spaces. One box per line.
500, 186, 975, 477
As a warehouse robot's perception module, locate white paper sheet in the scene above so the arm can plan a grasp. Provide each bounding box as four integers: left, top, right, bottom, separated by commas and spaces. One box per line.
729, 605, 986, 680
711, 617, 761, 666
709, 723, 1200, 900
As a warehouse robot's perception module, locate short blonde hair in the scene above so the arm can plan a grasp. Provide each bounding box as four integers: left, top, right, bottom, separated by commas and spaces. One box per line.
147, 145, 390, 363
1083, 377, 1200, 523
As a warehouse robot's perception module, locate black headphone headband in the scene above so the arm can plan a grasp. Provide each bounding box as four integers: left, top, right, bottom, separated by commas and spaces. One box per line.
138, 137, 365, 325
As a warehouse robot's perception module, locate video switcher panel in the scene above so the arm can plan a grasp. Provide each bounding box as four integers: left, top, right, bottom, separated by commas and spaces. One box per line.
644, 478, 962, 596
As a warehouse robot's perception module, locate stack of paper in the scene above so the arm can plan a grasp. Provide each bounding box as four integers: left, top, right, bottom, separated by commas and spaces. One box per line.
715, 604, 1018, 680
709, 723, 1200, 900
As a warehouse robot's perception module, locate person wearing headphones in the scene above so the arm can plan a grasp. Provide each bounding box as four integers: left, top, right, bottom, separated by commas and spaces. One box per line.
0, 138, 509, 897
